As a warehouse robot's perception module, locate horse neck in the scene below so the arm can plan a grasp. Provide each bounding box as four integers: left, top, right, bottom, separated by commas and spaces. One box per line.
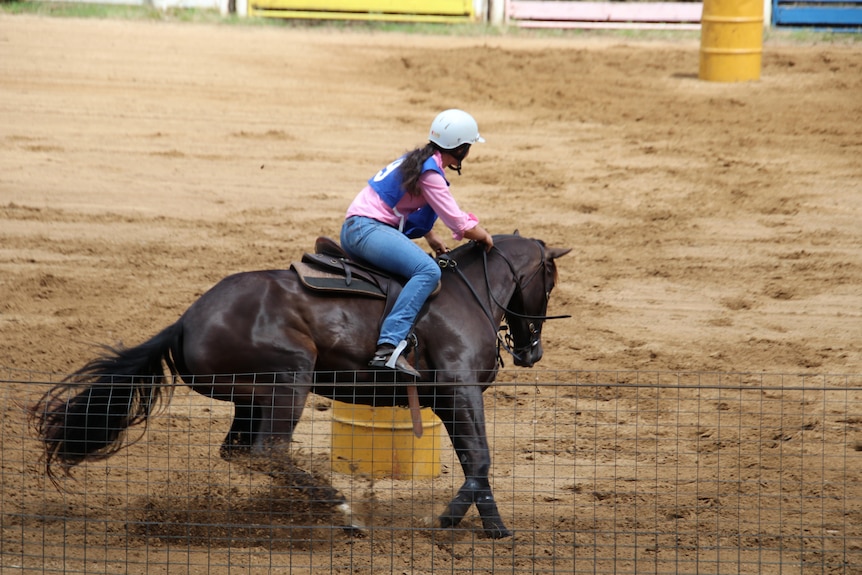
444, 247, 519, 324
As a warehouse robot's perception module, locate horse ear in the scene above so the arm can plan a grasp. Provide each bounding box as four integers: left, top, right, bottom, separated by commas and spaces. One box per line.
547, 247, 572, 259
513, 229, 520, 236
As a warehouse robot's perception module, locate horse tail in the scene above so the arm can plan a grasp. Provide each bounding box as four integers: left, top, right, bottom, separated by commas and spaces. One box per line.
30, 321, 184, 485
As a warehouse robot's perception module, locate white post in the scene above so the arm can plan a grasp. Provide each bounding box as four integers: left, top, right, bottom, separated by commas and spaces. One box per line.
473, 0, 487, 22
489, 0, 505, 25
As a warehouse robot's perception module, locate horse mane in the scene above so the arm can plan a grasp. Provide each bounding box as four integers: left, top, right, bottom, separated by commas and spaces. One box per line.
447, 233, 527, 260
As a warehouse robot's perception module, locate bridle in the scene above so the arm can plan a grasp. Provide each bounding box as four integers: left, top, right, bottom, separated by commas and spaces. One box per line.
438, 239, 570, 365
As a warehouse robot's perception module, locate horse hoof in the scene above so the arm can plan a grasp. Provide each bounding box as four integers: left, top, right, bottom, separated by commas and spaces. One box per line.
484, 524, 513, 539
342, 525, 367, 538
337, 502, 367, 536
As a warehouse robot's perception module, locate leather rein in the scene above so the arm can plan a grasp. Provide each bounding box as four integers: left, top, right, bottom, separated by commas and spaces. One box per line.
437, 240, 570, 366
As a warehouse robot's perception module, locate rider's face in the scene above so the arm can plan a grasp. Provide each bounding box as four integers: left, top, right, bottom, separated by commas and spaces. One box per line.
443, 145, 470, 166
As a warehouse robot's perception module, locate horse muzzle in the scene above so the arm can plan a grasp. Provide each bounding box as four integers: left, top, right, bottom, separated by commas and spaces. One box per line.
513, 341, 543, 367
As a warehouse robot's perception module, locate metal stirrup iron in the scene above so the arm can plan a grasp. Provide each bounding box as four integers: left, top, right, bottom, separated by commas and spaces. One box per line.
384, 340, 409, 370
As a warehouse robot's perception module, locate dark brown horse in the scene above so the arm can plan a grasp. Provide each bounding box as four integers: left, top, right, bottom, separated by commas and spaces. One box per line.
31, 233, 570, 538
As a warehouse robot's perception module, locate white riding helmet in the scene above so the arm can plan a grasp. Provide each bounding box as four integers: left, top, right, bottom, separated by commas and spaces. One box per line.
428, 109, 485, 150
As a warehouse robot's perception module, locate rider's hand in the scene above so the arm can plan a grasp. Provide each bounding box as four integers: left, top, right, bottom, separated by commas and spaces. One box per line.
464, 225, 494, 252
424, 231, 449, 255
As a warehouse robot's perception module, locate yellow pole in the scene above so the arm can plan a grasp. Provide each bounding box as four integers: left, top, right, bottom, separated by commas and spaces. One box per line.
699, 0, 764, 82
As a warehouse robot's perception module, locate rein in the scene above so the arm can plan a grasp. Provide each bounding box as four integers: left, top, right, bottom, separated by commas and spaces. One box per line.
437, 241, 570, 365
480, 247, 571, 322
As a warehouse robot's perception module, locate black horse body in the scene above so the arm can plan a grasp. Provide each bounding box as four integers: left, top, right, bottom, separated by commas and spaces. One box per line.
32, 233, 570, 538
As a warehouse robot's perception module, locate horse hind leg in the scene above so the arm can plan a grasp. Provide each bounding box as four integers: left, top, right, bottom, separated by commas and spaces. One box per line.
267, 460, 365, 535
246, 380, 366, 535
239, 435, 365, 535
219, 402, 260, 461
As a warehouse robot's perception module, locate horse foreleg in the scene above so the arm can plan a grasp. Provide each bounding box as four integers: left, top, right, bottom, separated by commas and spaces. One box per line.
439, 471, 511, 540
435, 386, 512, 539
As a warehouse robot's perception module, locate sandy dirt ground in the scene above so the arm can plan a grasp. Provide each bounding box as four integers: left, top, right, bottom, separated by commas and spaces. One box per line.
1, 13, 861, 575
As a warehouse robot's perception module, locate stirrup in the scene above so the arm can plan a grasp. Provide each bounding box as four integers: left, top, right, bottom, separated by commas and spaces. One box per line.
369, 342, 420, 378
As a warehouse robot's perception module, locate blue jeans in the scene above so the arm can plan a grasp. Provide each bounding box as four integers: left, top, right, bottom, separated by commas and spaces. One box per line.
341, 216, 441, 347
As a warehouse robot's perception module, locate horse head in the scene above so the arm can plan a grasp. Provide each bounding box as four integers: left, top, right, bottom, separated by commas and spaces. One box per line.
495, 233, 571, 367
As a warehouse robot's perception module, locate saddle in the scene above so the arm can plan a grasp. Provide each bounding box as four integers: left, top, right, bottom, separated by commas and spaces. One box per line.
292, 237, 388, 298
291, 236, 441, 300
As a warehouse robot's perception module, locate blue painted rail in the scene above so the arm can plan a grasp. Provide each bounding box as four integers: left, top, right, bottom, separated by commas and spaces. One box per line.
773, 0, 862, 28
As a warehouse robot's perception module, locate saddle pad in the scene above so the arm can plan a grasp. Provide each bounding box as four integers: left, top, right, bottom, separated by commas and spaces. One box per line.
291, 262, 385, 299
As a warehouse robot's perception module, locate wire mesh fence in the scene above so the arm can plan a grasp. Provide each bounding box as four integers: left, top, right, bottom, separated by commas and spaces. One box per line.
1, 368, 860, 574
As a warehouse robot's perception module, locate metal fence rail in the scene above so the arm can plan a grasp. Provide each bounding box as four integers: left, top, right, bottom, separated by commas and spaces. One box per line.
772, 0, 862, 27
1, 369, 860, 574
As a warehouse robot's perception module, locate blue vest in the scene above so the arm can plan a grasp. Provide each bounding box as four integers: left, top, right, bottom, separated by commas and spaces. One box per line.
368, 155, 448, 239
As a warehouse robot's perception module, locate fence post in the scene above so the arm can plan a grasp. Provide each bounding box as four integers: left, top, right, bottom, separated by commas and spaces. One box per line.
489, 0, 505, 24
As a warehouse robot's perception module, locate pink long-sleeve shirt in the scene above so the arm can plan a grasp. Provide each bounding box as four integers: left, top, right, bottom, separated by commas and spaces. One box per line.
345, 152, 479, 240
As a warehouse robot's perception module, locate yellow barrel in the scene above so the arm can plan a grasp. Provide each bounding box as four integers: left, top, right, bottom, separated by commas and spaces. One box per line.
699, 0, 764, 82
330, 401, 442, 479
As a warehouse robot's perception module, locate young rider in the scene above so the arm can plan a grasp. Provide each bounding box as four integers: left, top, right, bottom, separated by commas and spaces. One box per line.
340, 109, 494, 377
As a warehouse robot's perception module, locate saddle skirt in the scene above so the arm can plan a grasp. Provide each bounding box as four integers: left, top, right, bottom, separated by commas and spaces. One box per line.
291, 237, 441, 299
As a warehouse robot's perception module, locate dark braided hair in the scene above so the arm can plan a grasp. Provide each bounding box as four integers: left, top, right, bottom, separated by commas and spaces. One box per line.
399, 143, 438, 197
